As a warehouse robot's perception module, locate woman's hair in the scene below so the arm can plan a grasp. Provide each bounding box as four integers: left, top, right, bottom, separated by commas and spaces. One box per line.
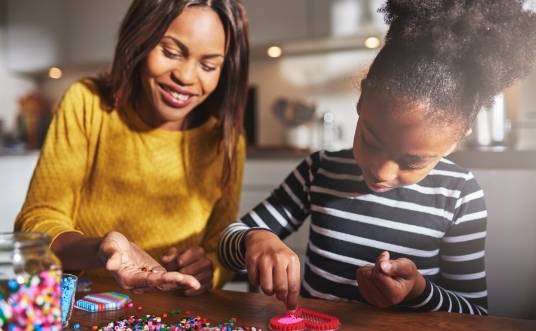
362, 0, 536, 133
94, 0, 249, 184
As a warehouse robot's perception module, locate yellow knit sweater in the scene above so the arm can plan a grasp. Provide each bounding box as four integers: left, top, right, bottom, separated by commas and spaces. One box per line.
15, 80, 244, 288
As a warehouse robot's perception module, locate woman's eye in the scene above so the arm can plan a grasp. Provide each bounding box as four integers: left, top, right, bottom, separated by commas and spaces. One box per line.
162, 47, 182, 59
201, 64, 217, 72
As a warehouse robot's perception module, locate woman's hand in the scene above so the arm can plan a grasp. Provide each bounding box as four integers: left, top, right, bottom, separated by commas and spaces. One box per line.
244, 229, 301, 310
161, 246, 214, 296
98, 231, 201, 293
356, 251, 426, 308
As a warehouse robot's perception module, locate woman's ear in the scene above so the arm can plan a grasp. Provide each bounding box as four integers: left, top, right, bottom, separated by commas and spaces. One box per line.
356, 97, 363, 115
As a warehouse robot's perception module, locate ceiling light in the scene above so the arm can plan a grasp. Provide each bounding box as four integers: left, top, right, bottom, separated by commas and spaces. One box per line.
48, 67, 63, 79
364, 36, 381, 49
267, 46, 282, 58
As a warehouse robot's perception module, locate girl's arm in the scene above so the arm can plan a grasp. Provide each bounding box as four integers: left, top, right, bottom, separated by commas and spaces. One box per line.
400, 174, 488, 315
218, 151, 320, 272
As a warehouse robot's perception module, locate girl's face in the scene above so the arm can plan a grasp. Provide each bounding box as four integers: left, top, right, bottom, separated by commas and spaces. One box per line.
353, 93, 461, 192
140, 6, 226, 130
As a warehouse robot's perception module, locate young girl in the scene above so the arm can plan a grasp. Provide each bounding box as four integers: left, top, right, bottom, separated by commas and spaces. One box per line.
15, 0, 249, 295
219, 0, 536, 314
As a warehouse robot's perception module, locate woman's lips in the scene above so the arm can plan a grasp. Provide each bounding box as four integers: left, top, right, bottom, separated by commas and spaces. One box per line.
158, 84, 194, 109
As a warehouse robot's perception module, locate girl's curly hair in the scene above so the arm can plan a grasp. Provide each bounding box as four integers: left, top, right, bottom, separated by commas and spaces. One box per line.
362, 0, 536, 131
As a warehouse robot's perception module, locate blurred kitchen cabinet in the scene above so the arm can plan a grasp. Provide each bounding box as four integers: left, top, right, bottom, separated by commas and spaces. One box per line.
242, 0, 310, 46
4, 0, 131, 72
62, 0, 131, 65
5, 0, 64, 72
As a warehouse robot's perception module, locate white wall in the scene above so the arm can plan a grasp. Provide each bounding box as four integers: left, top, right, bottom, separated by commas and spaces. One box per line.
0, 20, 36, 132
472, 169, 536, 319
0, 153, 38, 231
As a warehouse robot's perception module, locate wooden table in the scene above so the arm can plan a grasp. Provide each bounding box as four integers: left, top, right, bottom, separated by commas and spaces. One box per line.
70, 278, 535, 330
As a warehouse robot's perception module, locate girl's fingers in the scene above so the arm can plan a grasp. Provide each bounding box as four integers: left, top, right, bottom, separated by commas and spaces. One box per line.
286, 258, 301, 310
371, 269, 404, 304
246, 258, 259, 287
273, 263, 289, 303
357, 267, 391, 308
258, 258, 274, 296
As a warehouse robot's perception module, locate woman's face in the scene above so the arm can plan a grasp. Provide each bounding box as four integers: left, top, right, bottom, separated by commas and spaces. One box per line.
353, 93, 462, 192
140, 6, 226, 130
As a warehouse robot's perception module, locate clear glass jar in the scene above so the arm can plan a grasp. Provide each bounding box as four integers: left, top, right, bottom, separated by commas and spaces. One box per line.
0, 232, 62, 330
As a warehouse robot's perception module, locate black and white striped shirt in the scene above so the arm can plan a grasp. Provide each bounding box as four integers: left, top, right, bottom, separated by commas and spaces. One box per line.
219, 149, 488, 315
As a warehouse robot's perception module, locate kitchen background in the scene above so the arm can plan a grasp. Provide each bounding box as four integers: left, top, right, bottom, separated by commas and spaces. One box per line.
0, 0, 535, 320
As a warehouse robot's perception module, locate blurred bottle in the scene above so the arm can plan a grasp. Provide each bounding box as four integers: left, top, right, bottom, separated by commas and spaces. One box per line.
17, 92, 52, 149
319, 111, 342, 151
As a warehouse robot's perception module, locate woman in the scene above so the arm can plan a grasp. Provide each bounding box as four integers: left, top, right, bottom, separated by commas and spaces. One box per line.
16, 0, 249, 295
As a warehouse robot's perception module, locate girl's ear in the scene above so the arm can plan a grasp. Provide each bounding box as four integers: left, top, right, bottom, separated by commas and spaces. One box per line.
443, 142, 458, 156
465, 128, 473, 137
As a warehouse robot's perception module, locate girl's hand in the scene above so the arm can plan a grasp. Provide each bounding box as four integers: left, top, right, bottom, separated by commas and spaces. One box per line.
98, 231, 201, 293
161, 246, 214, 296
356, 251, 426, 308
244, 230, 301, 310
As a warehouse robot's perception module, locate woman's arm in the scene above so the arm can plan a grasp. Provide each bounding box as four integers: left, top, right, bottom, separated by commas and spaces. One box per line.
51, 232, 103, 270
15, 82, 94, 263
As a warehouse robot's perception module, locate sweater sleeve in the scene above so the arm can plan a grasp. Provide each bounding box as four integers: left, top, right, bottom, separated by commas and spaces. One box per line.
14, 82, 94, 244
218, 152, 319, 272
399, 173, 488, 315
201, 136, 246, 288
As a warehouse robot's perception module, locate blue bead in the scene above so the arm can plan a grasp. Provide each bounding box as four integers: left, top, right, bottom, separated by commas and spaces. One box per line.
7, 279, 19, 292
73, 322, 81, 329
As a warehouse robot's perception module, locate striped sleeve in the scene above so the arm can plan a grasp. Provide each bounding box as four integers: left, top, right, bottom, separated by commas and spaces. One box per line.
400, 173, 488, 315
218, 152, 319, 272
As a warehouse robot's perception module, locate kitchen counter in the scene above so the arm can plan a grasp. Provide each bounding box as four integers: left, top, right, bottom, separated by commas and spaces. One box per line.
246, 146, 536, 169
449, 149, 536, 170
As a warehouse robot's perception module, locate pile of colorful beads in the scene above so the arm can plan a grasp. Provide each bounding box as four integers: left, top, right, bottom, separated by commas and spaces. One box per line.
0, 270, 62, 330
92, 314, 261, 331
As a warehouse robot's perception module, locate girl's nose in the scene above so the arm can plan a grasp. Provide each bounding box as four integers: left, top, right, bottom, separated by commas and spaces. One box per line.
369, 159, 398, 183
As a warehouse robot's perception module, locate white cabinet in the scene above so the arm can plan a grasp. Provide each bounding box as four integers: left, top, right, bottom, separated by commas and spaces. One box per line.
242, 0, 310, 46
62, 0, 132, 65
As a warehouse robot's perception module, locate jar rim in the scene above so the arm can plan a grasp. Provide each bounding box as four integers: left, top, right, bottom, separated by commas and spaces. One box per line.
0, 232, 51, 250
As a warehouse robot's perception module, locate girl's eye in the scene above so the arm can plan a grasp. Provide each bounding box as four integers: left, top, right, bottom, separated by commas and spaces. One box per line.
361, 131, 380, 151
